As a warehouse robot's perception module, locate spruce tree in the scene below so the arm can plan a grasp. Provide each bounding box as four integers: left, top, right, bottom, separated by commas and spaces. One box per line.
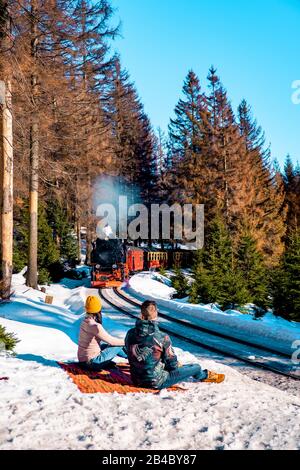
169, 70, 203, 163
283, 155, 300, 231
189, 251, 214, 304
272, 230, 300, 321
46, 199, 77, 262
190, 217, 250, 310
108, 58, 156, 207
206, 67, 248, 225
0, 324, 19, 353
237, 100, 286, 266
168, 70, 211, 206
13, 202, 59, 283
236, 233, 270, 311
171, 267, 189, 299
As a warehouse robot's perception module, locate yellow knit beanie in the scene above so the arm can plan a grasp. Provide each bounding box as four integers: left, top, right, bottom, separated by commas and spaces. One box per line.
85, 296, 102, 314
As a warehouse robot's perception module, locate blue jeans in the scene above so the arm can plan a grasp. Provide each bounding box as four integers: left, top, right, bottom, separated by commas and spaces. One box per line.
87, 344, 127, 371
159, 364, 208, 390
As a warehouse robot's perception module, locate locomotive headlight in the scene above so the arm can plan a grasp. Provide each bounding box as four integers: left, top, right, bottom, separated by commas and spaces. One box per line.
112, 264, 117, 269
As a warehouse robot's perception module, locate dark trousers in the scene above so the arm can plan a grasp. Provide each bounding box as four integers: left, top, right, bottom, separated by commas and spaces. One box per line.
158, 364, 208, 390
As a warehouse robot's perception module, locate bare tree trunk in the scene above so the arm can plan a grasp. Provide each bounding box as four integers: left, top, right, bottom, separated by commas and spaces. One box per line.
74, 175, 82, 263
0, 80, 13, 299
85, 227, 92, 265
76, 217, 81, 263
223, 135, 229, 223
224, 152, 229, 220
81, 1, 93, 266
0, 3, 13, 299
27, 120, 39, 288
85, 171, 92, 265
26, 0, 39, 288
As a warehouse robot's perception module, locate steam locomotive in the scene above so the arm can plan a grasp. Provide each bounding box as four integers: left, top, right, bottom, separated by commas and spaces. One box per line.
90, 239, 194, 289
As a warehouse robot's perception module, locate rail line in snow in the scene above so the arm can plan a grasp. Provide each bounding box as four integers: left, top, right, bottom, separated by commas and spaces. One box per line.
100, 287, 300, 380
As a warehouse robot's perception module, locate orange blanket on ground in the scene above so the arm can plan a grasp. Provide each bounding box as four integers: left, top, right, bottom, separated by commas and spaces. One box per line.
58, 362, 185, 395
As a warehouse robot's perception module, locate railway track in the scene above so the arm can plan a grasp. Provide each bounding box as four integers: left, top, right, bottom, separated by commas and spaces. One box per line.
100, 287, 300, 380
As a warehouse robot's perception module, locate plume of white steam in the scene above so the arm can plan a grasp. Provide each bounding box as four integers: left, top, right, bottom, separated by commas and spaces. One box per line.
93, 175, 141, 240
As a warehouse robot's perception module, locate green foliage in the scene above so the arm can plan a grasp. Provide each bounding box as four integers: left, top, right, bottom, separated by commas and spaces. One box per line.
13, 202, 60, 278
272, 230, 300, 321
61, 233, 78, 262
190, 217, 251, 310
189, 254, 213, 304
171, 267, 189, 299
159, 265, 167, 276
48, 261, 65, 283
13, 198, 79, 286
0, 324, 19, 353
13, 198, 78, 285
236, 234, 270, 311
190, 219, 273, 312
13, 240, 27, 273
13, 203, 29, 272
217, 269, 250, 311
46, 200, 78, 262
38, 268, 52, 286
38, 205, 60, 268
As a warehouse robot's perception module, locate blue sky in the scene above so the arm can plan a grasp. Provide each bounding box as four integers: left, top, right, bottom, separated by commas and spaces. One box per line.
111, 0, 300, 167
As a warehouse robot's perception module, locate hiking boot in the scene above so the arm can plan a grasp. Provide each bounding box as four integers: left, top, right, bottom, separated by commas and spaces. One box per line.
202, 371, 225, 384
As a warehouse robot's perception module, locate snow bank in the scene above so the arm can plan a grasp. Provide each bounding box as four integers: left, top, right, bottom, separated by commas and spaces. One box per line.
63, 288, 89, 316
129, 272, 176, 299
0, 274, 125, 347
0, 318, 77, 362
127, 273, 300, 356
1, 273, 300, 450
1, 315, 300, 450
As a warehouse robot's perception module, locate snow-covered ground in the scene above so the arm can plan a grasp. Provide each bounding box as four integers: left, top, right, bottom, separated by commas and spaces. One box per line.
127, 273, 300, 357
0, 271, 300, 450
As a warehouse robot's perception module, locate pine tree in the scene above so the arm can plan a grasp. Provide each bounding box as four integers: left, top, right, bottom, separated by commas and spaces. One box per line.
0, 324, 19, 353
283, 155, 300, 231
65, 1, 118, 263
46, 199, 77, 262
169, 70, 203, 163
272, 230, 300, 321
206, 68, 252, 227
154, 127, 168, 177
189, 251, 214, 304
171, 267, 189, 299
236, 233, 270, 310
190, 217, 250, 310
108, 58, 156, 207
237, 100, 286, 266
13, 201, 59, 282
168, 70, 210, 206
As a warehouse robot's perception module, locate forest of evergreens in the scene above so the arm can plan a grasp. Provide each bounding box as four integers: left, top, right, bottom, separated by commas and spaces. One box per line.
0, 1, 299, 321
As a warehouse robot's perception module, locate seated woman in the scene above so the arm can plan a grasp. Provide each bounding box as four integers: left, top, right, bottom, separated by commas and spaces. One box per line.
78, 296, 127, 371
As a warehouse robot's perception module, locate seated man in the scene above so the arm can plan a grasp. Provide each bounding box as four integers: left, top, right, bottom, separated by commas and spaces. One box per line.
125, 300, 225, 390
78, 296, 127, 371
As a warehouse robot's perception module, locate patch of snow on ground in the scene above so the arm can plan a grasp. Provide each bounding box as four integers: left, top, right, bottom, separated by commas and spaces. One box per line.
128, 272, 176, 299
127, 273, 300, 357
1, 315, 300, 450
0, 273, 300, 450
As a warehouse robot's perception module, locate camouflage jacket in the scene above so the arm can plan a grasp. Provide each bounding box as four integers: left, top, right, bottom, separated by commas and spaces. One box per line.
125, 319, 179, 389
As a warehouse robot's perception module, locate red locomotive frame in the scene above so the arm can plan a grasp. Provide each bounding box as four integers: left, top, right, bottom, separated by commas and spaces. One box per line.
91, 244, 193, 289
